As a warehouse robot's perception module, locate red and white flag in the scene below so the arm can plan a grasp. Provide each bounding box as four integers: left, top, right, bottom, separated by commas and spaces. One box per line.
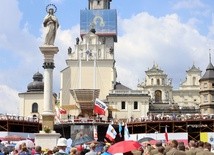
105, 124, 117, 141
165, 125, 169, 142
94, 98, 108, 115
59, 107, 67, 114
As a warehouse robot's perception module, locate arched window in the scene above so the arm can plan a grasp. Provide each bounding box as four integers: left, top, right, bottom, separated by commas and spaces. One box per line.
151, 78, 154, 85
157, 79, 160, 85
32, 103, 38, 113
162, 78, 165, 85
155, 90, 162, 103
193, 77, 196, 85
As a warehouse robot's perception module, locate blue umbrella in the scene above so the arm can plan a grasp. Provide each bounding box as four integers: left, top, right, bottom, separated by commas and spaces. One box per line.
72, 135, 93, 146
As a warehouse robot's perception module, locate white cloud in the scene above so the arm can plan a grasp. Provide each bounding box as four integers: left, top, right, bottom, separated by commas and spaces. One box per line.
115, 12, 212, 89
0, 85, 19, 114
0, 0, 43, 114
172, 0, 206, 10
208, 14, 214, 39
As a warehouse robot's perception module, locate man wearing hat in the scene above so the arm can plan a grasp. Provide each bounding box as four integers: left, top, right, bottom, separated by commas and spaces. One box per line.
55, 138, 69, 155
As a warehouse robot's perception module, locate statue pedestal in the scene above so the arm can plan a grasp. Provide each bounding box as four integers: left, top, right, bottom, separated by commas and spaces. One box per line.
34, 131, 61, 150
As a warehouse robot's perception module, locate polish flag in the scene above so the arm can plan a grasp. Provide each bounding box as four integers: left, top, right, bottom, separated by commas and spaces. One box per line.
94, 98, 108, 115
165, 125, 169, 142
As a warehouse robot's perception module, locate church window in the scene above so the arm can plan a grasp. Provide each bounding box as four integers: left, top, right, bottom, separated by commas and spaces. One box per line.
155, 90, 162, 103
98, 49, 101, 58
121, 101, 126, 110
193, 77, 196, 85
162, 78, 165, 85
212, 83, 214, 88
204, 95, 208, 102
157, 79, 160, 85
212, 95, 214, 101
204, 83, 207, 88
151, 79, 154, 85
32, 102, 38, 113
134, 101, 138, 110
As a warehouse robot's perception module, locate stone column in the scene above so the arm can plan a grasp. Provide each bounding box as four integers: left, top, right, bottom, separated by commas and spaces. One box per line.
40, 46, 59, 130
35, 46, 60, 150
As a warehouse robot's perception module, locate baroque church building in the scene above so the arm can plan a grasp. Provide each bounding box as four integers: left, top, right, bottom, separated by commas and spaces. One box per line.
18, 0, 214, 122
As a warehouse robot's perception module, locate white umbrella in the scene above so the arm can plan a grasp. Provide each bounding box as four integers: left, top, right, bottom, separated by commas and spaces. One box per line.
15, 139, 35, 150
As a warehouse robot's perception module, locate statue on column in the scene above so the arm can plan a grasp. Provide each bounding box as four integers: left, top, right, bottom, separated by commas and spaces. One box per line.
43, 4, 59, 46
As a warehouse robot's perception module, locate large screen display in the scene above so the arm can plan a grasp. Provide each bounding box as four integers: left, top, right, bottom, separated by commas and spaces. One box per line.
80, 9, 117, 36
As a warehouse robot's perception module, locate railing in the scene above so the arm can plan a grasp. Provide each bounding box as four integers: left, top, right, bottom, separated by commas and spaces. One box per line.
127, 114, 214, 123
0, 114, 39, 122
109, 90, 147, 94
58, 118, 111, 124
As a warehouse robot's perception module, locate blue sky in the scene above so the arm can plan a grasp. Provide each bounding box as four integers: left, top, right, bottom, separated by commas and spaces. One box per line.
1, 0, 214, 114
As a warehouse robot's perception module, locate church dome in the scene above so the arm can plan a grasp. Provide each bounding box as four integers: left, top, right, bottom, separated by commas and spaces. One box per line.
27, 72, 44, 92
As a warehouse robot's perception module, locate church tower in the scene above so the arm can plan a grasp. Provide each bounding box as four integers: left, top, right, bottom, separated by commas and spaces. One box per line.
199, 55, 214, 114
88, 0, 112, 10
138, 63, 173, 104
60, 0, 117, 117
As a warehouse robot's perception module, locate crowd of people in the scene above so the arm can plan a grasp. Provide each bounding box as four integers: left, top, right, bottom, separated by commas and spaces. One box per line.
1, 138, 214, 155
0, 138, 112, 155
142, 139, 214, 155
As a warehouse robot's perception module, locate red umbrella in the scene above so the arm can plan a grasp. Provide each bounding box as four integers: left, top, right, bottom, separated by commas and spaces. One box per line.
107, 140, 142, 154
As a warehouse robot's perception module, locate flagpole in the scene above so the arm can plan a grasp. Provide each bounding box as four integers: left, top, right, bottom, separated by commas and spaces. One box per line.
93, 52, 96, 89
78, 51, 82, 89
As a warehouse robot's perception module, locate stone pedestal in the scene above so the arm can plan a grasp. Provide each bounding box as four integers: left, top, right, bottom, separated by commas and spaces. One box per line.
42, 114, 55, 131
34, 131, 61, 150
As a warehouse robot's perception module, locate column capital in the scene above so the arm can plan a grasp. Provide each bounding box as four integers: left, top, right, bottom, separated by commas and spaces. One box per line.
43, 62, 55, 69
39, 46, 59, 55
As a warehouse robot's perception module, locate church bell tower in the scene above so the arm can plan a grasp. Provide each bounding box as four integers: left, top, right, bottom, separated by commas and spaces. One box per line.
60, 0, 117, 117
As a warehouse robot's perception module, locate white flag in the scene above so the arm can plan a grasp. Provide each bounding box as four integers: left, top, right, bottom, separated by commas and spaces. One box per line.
124, 124, 130, 140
